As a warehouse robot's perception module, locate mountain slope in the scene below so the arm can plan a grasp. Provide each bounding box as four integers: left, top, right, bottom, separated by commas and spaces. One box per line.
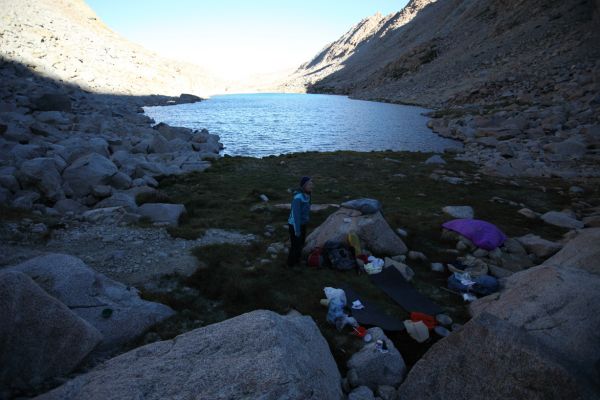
284, 0, 600, 107
0, 0, 223, 96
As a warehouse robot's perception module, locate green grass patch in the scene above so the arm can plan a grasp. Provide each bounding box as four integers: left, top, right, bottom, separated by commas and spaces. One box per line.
146, 150, 591, 370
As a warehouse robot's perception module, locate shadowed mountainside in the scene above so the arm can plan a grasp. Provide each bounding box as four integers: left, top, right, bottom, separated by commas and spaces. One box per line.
284, 0, 600, 107
283, 0, 600, 178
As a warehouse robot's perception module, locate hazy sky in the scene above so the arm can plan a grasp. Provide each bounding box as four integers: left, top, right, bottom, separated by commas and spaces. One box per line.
86, 1, 409, 80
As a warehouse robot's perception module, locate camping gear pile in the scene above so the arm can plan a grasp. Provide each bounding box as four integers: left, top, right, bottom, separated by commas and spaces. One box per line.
310, 200, 505, 346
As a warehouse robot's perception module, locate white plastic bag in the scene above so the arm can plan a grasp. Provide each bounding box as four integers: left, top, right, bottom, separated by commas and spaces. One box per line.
323, 287, 347, 305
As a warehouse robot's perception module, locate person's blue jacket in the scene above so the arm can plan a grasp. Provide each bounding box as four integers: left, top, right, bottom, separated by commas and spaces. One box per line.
288, 190, 311, 237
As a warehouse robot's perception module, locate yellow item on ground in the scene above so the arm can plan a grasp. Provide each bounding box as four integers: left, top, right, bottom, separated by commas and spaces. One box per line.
347, 232, 362, 255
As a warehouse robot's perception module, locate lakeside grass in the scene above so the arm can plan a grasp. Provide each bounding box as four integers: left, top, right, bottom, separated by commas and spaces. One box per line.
141, 150, 587, 370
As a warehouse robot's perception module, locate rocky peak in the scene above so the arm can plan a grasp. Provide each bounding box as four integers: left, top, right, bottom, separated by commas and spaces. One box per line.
0, 0, 223, 96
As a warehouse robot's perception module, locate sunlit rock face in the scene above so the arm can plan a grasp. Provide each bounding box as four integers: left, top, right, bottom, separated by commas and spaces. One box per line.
0, 0, 224, 96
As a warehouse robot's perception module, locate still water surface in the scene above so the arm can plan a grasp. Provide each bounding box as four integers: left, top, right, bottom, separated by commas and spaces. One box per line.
144, 93, 461, 157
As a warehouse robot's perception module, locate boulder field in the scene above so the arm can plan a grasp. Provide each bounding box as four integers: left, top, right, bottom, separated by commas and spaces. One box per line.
0, 60, 222, 220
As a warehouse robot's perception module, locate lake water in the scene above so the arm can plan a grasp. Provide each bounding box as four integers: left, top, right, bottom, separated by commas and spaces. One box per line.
144, 93, 461, 157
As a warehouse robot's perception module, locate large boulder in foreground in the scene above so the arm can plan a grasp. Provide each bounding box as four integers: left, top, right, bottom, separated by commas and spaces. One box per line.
304, 207, 407, 256
397, 243, 600, 399
9, 254, 175, 351
542, 228, 600, 274
0, 271, 102, 392
469, 264, 600, 393
37, 310, 343, 400
396, 313, 589, 400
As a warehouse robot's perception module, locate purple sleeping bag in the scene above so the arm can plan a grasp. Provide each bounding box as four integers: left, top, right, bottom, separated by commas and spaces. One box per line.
442, 219, 507, 250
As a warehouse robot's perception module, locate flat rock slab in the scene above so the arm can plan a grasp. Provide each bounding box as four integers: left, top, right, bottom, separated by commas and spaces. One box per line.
8, 254, 175, 350
541, 211, 584, 229
0, 271, 102, 392
196, 228, 258, 246
442, 205, 474, 219
37, 310, 343, 400
138, 203, 186, 226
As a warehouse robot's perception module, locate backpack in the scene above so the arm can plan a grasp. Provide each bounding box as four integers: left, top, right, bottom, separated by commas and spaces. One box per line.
324, 241, 356, 271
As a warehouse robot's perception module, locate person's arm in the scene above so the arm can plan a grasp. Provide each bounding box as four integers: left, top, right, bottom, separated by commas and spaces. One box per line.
291, 196, 302, 237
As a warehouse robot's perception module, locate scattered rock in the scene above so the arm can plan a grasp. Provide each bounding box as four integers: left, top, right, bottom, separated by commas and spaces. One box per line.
138, 203, 186, 226
541, 211, 584, 229
376, 385, 397, 400
472, 248, 488, 258
348, 386, 375, 400
516, 234, 562, 258
569, 186, 585, 194
408, 251, 427, 262
395, 228, 408, 237
197, 228, 257, 246
347, 328, 406, 390
424, 155, 446, 164
518, 207, 539, 219
95, 192, 138, 212
341, 198, 382, 215
54, 198, 89, 214
431, 262, 445, 272
442, 205, 474, 219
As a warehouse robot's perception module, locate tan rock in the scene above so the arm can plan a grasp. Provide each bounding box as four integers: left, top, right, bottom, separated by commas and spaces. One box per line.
303, 207, 407, 256
542, 228, 600, 275
36, 310, 343, 400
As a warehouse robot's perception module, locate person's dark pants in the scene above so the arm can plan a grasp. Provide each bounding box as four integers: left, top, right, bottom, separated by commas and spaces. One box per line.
287, 224, 306, 267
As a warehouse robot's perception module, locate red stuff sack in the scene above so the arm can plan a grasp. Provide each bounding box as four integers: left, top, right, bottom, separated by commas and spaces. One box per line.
307, 247, 324, 268
410, 312, 437, 330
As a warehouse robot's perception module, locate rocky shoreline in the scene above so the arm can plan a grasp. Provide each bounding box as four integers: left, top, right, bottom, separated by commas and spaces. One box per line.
424, 60, 600, 180
0, 59, 223, 219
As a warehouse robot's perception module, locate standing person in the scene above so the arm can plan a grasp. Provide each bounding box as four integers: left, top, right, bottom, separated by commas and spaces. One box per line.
287, 176, 313, 267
